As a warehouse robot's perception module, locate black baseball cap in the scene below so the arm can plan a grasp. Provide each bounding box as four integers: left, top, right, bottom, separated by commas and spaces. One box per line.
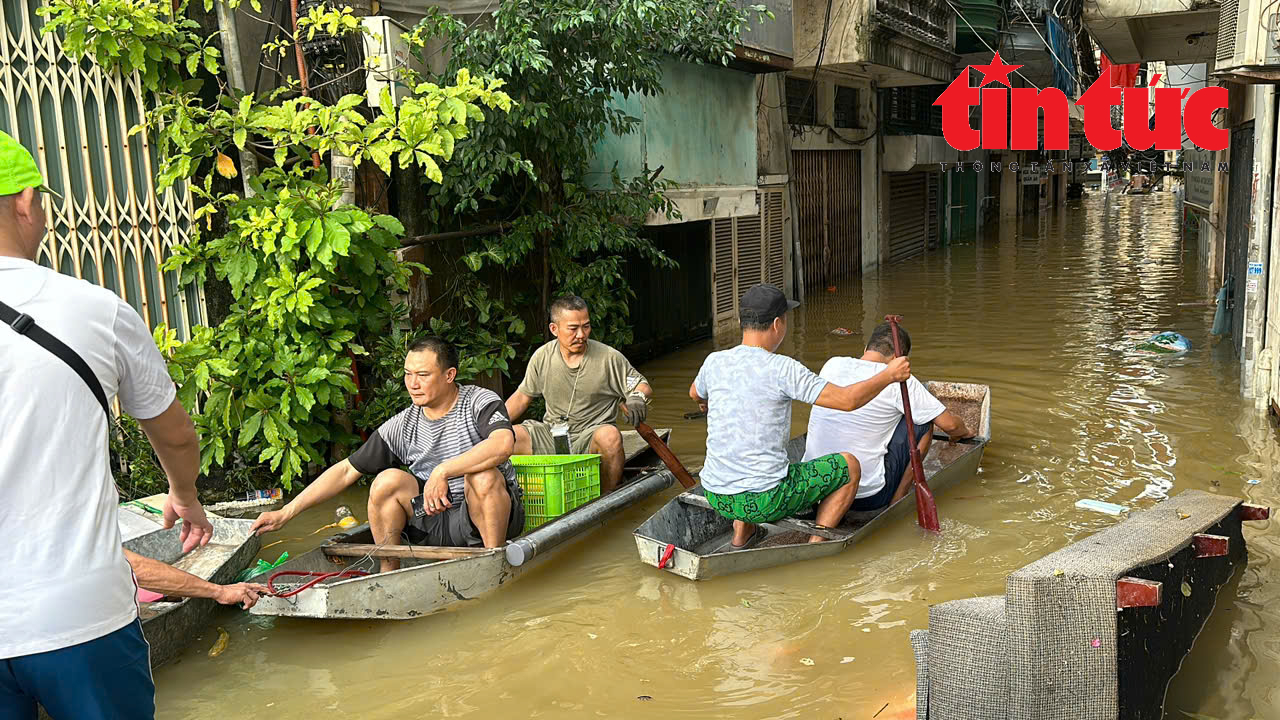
739, 283, 800, 324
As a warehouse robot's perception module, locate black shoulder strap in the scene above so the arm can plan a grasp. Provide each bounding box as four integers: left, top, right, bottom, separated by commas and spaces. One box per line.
0, 299, 112, 420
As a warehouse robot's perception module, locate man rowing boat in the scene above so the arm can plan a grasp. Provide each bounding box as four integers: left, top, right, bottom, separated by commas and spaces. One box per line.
251, 337, 524, 573
689, 284, 910, 549
803, 321, 974, 512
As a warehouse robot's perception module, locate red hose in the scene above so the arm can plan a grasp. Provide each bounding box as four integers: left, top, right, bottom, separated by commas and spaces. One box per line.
267, 568, 369, 598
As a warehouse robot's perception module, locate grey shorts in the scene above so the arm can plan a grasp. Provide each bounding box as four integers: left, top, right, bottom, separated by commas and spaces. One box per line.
403, 473, 526, 547
521, 420, 612, 455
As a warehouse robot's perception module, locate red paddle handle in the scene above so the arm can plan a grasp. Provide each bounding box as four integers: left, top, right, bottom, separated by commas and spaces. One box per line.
885, 315, 940, 533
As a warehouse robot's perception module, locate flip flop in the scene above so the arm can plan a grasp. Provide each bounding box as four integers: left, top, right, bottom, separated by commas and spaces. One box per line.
719, 525, 767, 552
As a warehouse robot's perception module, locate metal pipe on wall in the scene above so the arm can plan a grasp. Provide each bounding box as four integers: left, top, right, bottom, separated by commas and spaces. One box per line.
1243, 85, 1276, 401
778, 73, 806, 303
213, 1, 259, 196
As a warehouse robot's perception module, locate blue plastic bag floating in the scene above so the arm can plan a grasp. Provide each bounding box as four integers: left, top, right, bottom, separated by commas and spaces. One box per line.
1136, 331, 1191, 356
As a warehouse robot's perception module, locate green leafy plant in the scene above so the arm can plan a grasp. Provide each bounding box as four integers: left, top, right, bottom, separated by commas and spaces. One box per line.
406, 0, 768, 355
44, 0, 514, 488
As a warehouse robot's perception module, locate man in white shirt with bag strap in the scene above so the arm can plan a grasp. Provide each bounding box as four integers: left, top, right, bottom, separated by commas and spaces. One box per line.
0, 130, 215, 719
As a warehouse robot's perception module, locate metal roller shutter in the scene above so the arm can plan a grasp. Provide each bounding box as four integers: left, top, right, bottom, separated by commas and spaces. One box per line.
888, 172, 929, 263
792, 150, 861, 290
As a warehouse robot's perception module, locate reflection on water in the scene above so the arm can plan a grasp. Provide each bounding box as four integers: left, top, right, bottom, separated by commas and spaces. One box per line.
154, 194, 1280, 720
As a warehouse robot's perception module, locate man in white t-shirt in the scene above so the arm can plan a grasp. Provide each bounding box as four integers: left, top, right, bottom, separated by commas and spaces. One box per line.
803, 321, 974, 512
0, 130, 214, 720
690, 284, 910, 549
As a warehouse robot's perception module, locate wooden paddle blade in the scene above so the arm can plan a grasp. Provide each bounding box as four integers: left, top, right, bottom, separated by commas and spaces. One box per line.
636, 422, 697, 489
914, 477, 941, 532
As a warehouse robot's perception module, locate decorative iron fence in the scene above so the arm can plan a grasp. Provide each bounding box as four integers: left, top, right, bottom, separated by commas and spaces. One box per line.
0, 0, 204, 338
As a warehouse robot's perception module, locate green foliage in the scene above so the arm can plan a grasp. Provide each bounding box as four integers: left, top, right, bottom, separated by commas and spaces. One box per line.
38, 0, 221, 93
45, 0, 514, 489
154, 171, 412, 482
109, 415, 169, 501
406, 0, 765, 352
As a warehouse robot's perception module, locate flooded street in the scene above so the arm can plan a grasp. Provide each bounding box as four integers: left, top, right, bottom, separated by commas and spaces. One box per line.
154, 193, 1279, 719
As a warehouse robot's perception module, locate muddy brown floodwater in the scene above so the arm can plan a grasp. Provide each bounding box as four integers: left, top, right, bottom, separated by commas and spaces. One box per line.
155, 193, 1279, 719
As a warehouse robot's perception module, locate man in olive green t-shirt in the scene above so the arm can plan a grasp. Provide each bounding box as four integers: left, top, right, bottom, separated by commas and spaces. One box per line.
506, 295, 652, 493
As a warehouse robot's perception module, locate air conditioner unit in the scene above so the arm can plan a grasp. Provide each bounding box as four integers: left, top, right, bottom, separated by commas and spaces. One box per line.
1214, 0, 1280, 83
361, 16, 428, 108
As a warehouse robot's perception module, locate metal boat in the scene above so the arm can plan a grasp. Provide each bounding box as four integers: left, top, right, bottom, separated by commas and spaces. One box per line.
633, 383, 991, 580
119, 505, 260, 667
249, 429, 674, 620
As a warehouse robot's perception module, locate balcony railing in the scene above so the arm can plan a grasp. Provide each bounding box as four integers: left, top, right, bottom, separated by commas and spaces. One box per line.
873, 0, 952, 50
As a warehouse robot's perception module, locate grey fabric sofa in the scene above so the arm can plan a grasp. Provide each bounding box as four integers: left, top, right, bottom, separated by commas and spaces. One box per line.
911, 489, 1256, 720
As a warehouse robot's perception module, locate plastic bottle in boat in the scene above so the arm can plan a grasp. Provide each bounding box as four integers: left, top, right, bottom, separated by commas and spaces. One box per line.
335, 505, 358, 529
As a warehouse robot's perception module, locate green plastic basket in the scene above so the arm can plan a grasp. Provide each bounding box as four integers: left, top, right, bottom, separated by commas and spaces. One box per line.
511, 454, 602, 531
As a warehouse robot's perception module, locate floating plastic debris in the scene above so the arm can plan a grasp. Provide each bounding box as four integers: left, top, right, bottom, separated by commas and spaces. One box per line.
800, 657, 815, 666
1076, 499, 1128, 516
830, 327, 854, 336
1135, 331, 1191, 356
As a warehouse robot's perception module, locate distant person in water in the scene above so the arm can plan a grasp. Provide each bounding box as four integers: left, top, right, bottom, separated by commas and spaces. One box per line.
689, 284, 911, 548
251, 337, 524, 573
506, 294, 652, 493
803, 322, 974, 512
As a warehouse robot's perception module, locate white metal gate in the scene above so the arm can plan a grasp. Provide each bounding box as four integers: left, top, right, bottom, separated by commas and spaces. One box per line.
0, 0, 204, 337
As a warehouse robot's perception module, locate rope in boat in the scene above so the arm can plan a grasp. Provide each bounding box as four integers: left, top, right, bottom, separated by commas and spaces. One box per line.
267, 568, 369, 598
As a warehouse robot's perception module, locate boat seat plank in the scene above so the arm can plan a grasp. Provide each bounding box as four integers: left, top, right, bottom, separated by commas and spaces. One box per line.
769, 518, 850, 540
321, 544, 495, 560
676, 492, 850, 540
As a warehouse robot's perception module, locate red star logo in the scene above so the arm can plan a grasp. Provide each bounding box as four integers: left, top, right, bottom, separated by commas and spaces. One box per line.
971, 52, 1022, 88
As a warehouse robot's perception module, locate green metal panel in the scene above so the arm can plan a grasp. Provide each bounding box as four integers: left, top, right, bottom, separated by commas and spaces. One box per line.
949, 169, 979, 242
588, 60, 757, 189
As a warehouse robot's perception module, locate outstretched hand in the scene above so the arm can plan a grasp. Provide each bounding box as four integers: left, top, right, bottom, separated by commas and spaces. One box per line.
250, 509, 291, 536
164, 495, 213, 553
213, 582, 270, 609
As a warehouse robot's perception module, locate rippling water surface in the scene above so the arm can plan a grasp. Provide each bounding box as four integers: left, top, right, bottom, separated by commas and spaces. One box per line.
155, 193, 1280, 719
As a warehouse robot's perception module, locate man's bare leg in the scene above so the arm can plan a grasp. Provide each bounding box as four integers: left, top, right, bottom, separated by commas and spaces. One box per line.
889, 427, 933, 505
810, 452, 860, 543
731, 520, 759, 546
463, 468, 512, 548
589, 425, 625, 494
367, 469, 418, 573
512, 424, 534, 456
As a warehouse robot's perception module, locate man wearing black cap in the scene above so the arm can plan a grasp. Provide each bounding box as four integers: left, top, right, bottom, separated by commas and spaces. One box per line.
689, 284, 911, 548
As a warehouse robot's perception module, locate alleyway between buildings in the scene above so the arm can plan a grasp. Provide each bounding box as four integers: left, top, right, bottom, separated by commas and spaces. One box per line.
154, 193, 1280, 720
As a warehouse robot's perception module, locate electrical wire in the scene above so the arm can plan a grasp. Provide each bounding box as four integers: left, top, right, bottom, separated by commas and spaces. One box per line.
1012, 0, 1081, 91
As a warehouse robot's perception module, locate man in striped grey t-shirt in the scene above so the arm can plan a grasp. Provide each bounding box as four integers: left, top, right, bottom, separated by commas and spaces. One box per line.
251, 337, 524, 572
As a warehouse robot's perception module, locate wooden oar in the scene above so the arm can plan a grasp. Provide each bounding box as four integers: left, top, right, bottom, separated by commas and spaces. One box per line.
635, 421, 697, 489
886, 314, 941, 533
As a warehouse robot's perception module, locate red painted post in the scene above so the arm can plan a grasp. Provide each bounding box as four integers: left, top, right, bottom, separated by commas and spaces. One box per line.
1240, 504, 1271, 521
1116, 577, 1162, 609
1192, 534, 1229, 558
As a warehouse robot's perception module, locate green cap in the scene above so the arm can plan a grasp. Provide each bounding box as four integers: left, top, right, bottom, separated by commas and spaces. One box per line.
0, 130, 59, 199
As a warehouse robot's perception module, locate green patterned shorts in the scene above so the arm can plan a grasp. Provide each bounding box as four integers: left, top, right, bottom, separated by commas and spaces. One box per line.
703, 453, 851, 524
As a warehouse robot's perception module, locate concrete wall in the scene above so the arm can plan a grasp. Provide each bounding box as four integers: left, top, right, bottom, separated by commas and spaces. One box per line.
793, 0, 875, 70
587, 60, 757, 189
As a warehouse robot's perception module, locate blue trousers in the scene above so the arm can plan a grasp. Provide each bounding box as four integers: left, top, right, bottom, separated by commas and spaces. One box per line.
0, 619, 154, 720
852, 418, 934, 511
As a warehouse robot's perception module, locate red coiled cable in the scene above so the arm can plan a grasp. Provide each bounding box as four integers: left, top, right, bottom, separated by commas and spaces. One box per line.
267, 569, 370, 599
